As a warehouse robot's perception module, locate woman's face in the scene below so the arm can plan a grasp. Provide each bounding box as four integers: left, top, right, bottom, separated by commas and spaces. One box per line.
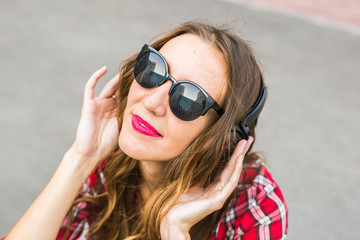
118, 34, 227, 161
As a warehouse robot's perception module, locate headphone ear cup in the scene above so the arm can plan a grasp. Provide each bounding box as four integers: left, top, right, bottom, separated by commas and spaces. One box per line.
227, 125, 243, 141
227, 124, 250, 141
239, 122, 251, 140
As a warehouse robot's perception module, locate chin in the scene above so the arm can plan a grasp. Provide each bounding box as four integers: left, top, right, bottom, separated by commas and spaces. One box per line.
118, 131, 156, 161
118, 143, 145, 161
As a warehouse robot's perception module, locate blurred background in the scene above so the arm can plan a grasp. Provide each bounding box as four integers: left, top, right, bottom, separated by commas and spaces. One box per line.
1, 0, 359, 239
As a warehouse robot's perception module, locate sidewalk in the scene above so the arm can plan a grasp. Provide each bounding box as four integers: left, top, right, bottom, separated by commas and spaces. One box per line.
1, 0, 359, 239
225, 0, 360, 34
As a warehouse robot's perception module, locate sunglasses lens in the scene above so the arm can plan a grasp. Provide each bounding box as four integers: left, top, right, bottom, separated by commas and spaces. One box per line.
169, 83, 206, 121
134, 52, 166, 88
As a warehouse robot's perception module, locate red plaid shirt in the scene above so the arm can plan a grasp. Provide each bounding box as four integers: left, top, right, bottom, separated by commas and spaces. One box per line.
2, 161, 288, 240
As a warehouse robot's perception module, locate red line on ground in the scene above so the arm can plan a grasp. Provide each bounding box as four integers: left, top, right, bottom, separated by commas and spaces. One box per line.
239, 0, 360, 26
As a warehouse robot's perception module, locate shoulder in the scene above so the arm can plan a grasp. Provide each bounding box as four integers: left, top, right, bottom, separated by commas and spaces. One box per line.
212, 162, 288, 240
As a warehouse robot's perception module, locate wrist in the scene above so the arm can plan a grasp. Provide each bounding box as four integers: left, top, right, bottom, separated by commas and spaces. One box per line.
63, 148, 100, 181
160, 219, 190, 240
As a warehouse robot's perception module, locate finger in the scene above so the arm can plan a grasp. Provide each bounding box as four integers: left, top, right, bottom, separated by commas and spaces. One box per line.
220, 140, 247, 185
84, 66, 108, 100
219, 137, 254, 197
220, 136, 254, 184
220, 155, 244, 198
99, 73, 120, 98
243, 136, 254, 156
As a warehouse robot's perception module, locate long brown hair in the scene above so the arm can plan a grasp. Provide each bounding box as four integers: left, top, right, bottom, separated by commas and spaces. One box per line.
61, 21, 264, 240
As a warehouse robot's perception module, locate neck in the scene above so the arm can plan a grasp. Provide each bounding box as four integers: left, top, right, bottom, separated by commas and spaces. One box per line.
138, 160, 163, 193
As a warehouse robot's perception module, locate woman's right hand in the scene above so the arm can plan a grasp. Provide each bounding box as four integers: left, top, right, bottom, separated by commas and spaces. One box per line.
5, 67, 121, 240
70, 66, 120, 169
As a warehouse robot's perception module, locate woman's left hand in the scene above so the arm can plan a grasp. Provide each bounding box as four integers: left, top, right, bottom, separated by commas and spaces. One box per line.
160, 137, 254, 240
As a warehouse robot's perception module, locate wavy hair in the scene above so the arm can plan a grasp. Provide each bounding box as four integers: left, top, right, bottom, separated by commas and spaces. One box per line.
61, 21, 264, 240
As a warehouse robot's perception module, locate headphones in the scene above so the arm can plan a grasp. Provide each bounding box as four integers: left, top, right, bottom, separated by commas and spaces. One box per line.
229, 75, 267, 140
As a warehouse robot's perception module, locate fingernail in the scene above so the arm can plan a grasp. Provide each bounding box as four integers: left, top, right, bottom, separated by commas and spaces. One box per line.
237, 140, 246, 148
235, 140, 247, 154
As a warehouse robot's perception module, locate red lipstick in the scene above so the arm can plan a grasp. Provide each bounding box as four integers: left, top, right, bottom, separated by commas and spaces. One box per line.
131, 114, 162, 138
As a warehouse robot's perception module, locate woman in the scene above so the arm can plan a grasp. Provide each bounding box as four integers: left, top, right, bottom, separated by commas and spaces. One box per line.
4, 21, 288, 239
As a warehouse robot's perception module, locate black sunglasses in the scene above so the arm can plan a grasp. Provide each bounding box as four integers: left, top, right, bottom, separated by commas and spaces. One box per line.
134, 44, 224, 121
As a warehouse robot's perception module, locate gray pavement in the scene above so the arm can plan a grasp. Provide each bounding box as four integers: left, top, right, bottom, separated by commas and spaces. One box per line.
1, 0, 359, 239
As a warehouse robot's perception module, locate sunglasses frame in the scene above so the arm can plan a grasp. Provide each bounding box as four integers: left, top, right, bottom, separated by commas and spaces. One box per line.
135, 44, 224, 119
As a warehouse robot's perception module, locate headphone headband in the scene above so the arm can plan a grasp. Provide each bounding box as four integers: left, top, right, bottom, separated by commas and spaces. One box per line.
234, 74, 267, 140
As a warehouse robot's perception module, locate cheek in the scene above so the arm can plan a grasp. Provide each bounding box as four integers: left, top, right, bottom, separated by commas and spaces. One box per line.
127, 81, 142, 104
165, 117, 209, 153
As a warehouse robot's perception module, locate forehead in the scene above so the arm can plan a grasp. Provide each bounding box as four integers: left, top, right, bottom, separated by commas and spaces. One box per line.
158, 34, 228, 104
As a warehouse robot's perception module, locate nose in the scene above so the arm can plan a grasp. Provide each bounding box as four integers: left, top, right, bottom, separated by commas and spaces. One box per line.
142, 80, 172, 117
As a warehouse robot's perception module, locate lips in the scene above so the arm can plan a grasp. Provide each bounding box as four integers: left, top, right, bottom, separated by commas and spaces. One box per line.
131, 114, 163, 138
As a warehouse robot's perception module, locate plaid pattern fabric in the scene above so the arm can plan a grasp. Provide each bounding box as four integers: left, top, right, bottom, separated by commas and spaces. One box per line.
56, 161, 107, 240
2, 161, 287, 240
209, 162, 288, 239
